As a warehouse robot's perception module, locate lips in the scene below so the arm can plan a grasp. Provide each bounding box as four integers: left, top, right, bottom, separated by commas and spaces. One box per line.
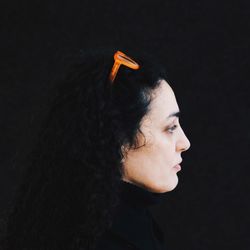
174, 160, 182, 167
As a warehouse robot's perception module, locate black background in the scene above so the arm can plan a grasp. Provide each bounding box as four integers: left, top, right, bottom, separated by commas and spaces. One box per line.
1, 1, 249, 249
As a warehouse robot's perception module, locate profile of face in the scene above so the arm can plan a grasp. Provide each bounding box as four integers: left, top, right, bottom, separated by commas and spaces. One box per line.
121, 79, 191, 193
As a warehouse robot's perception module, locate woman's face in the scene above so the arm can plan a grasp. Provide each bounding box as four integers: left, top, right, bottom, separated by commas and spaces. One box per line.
121, 79, 191, 193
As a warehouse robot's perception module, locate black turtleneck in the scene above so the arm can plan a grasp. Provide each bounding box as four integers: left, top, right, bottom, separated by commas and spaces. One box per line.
95, 180, 167, 250
118, 180, 166, 208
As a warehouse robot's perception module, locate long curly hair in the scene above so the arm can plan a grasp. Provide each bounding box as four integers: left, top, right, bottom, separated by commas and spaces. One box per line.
0, 48, 168, 249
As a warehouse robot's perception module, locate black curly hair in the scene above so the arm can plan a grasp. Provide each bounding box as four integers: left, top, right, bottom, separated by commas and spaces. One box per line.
0, 48, 168, 249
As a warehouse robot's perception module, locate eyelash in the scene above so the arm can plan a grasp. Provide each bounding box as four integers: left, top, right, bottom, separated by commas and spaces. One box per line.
166, 124, 178, 134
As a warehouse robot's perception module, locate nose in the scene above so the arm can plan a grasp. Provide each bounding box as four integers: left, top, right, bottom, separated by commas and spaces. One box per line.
176, 129, 191, 152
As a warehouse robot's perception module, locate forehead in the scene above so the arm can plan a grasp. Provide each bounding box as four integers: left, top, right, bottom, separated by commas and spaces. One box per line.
149, 80, 179, 120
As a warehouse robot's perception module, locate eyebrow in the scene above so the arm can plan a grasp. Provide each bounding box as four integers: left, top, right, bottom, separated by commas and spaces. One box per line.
167, 111, 181, 119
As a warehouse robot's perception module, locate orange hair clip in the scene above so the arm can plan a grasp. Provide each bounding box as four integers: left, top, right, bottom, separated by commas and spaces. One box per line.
109, 50, 140, 83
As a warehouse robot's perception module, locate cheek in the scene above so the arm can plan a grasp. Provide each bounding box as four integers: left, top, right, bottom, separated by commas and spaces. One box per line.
154, 133, 173, 154
153, 135, 177, 167
124, 133, 175, 176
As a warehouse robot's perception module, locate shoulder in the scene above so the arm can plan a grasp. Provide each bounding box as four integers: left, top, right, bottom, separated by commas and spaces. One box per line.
95, 230, 140, 250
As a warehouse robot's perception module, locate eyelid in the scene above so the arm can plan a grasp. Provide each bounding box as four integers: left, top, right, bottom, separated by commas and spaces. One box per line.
165, 119, 180, 133
168, 118, 179, 126
166, 124, 178, 134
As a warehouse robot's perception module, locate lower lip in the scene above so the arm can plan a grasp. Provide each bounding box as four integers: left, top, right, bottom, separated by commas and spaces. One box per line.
173, 164, 181, 171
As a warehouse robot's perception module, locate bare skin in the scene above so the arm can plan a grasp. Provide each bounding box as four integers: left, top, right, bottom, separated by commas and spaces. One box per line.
121, 79, 191, 193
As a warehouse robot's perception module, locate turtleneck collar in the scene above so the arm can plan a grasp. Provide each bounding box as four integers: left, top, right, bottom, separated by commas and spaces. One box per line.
103, 180, 167, 250
118, 180, 167, 209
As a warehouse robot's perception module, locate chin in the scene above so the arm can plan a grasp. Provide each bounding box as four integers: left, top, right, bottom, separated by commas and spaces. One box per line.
159, 176, 179, 193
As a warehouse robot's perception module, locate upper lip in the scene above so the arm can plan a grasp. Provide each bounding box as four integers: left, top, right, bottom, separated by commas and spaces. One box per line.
175, 160, 182, 166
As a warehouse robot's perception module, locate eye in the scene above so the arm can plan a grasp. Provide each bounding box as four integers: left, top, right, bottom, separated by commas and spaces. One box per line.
166, 124, 178, 134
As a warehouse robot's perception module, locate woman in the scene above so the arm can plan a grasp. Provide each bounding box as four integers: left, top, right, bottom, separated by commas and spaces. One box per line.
0, 48, 191, 249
